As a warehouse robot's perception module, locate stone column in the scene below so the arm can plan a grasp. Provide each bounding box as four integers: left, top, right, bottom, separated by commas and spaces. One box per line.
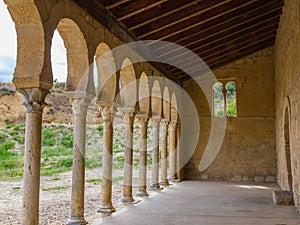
160, 119, 169, 186
120, 108, 136, 203
67, 97, 90, 225
169, 121, 177, 181
222, 83, 227, 116
19, 88, 48, 225
97, 104, 115, 214
176, 123, 182, 181
149, 117, 161, 190
136, 115, 149, 197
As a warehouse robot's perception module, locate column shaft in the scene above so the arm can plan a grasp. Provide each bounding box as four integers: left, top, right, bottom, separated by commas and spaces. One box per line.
150, 118, 160, 190
121, 109, 135, 203
136, 116, 149, 197
20, 88, 48, 225
160, 120, 169, 186
169, 121, 177, 181
98, 106, 115, 213
67, 98, 89, 225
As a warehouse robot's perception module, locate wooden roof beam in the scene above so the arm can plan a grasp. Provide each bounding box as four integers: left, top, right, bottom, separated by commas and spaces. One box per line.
179, 38, 275, 81
145, 0, 283, 42
175, 36, 276, 79
117, 0, 168, 21
127, 0, 200, 31
163, 18, 280, 64
135, 0, 228, 38
155, 10, 281, 57
103, 0, 131, 10
171, 29, 277, 74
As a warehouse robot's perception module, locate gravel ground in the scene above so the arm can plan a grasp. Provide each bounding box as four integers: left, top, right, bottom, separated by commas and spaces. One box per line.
0, 168, 149, 225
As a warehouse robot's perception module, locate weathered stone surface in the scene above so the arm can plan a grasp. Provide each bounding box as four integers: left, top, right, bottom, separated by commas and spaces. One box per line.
273, 191, 294, 205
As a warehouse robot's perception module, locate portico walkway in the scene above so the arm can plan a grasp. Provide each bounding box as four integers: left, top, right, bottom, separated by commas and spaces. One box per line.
92, 181, 300, 225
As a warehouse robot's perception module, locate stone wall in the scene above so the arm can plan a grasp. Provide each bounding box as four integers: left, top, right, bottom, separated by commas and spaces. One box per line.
274, 0, 300, 211
182, 47, 276, 183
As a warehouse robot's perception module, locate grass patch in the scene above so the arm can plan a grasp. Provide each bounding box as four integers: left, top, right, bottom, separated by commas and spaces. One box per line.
42, 146, 72, 158
86, 158, 102, 169
0, 141, 16, 160
40, 167, 70, 176
60, 134, 73, 148
42, 186, 69, 192
112, 176, 123, 183
0, 132, 8, 144
86, 178, 102, 183
42, 129, 57, 146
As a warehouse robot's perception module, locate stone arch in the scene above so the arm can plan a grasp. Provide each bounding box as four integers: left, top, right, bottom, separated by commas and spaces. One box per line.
55, 18, 89, 92
95, 42, 117, 102
284, 104, 293, 191
138, 72, 150, 115
151, 80, 162, 117
119, 58, 137, 108
4, 0, 52, 89
163, 87, 171, 120
171, 92, 178, 121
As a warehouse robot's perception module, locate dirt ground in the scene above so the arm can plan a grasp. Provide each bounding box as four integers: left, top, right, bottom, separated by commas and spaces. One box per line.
0, 168, 150, 225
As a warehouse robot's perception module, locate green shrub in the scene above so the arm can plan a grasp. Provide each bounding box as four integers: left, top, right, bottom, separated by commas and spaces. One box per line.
42, 129, 57, 146
5, 124, 15, 129
58, 158, 73, 167
42, 146, 72, 158
0, 132, 8, 144
0, 141, 16, 160
60, 134, 73, 148
86, 158, 102, 169
9, 131, 19, 136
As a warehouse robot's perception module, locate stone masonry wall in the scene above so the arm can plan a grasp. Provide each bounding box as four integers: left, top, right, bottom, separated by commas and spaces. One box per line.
275, 0, 300, 211
183, 47, 276, 183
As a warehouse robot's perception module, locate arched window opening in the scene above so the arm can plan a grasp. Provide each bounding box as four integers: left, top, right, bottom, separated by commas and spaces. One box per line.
213, 82, 224, 117
0, 1, 17, 83
51, 30, 67, 86
226, 81, 237, 117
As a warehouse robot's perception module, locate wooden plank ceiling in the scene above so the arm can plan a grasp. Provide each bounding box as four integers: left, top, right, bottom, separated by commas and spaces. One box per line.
79, 0, 284, 82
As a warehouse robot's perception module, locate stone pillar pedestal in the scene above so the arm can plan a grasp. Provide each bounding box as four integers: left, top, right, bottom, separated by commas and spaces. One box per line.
19, 88, 48, 225
160, 119, 169, 186
149, 117, 161, 190
67, 97, 90, 225
97, 104, 115, 214
136, 115, 149, 197
169, 121, 177, 181
119, 108, 136, 203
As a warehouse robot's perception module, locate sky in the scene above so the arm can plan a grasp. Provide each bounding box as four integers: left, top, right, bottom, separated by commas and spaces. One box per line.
0, 1, 67, 83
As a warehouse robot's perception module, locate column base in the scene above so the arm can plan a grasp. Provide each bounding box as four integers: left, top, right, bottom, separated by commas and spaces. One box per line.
121, 196, 135, 204
149, 183, 163, 190
97, 205, 116, 214
136, 190, 149, 197
66, 216, 87, 225
160, 179, 170, 186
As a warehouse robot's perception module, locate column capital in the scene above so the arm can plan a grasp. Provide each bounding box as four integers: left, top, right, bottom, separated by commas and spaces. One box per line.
97, 103, 115, 122
160, 119, 170, 128
118, 107, 136, 123
69, 98, 91, 115
150, 116, 161, 126
135, 114, 150, 124
19, 88, 49, 113
169, 120, 177, 131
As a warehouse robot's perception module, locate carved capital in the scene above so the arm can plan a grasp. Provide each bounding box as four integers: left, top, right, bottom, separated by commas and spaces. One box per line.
118, 107, 136, 124
98, 105, 115, 122
169, 121, 177, 132
160, 119, 169, 130
151, 116, 161, 127
19, 88, 49, 113
70, 98, 91, 115
135, 114, 149, 129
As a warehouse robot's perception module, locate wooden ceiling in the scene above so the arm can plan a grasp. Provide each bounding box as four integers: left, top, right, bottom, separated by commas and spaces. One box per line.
74, 0, 284, 82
